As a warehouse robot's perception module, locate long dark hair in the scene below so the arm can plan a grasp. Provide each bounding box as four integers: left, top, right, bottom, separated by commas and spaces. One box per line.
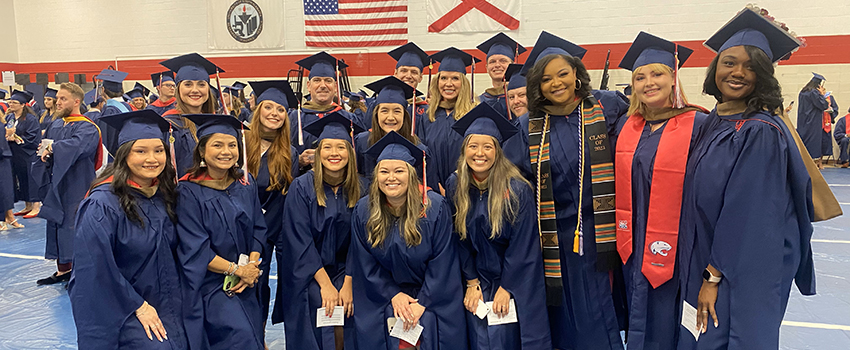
801, 78, 821, 93
703, 45, 783, 117
526, 54, 592, 117
89, 140, 178, 226
187, 133, 244, 180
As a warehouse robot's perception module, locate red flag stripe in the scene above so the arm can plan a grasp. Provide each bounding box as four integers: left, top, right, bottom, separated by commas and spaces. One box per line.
305, 40, 408, 47
339, 6, 407, 14
305, 28, 407, 36
339, 0, 397, 3
305, 17, 407, 25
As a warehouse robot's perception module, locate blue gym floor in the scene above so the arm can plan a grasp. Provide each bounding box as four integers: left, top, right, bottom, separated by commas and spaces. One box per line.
2, 170, 850, 349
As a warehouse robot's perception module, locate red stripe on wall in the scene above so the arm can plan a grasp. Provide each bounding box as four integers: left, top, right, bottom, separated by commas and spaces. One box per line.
1, 34, 848, 83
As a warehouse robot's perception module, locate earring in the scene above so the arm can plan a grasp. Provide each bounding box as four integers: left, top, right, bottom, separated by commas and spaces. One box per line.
200, 159, 206, 168
575, 79, 582, 90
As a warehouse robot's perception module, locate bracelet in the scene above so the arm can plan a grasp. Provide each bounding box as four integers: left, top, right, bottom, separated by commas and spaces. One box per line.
466, 283, 480, 288
225, 262, 236, 276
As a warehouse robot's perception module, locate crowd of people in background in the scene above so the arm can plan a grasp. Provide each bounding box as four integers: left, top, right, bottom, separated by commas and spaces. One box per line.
0, 5, 838, 350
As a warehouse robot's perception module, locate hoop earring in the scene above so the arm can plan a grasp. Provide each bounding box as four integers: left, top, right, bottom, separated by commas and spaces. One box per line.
575, 79, 582, 90
200, 159, 206, 168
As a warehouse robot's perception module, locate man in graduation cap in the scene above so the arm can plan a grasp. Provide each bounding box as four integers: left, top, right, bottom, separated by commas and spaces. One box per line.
222, 82, 251, 124
387, 42, 431, 134
478, 33, 526, 118
290, 51, 354, 171
95, 69, 133, 158
37, 82, 103, 285
146, 71, 177, 115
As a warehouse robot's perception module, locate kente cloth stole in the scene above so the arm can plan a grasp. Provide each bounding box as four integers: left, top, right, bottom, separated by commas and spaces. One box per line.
529, 97, 618, 306
614, 111, 696, 288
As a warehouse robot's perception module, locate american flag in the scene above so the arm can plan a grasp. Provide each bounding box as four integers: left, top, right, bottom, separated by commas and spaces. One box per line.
304, 0, 408, 47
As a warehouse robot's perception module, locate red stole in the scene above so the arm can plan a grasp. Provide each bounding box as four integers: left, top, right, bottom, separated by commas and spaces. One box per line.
845, 114, 850, 135
615, 110, 696, 288
151, 97, 176, 108
823, 95, 834, 133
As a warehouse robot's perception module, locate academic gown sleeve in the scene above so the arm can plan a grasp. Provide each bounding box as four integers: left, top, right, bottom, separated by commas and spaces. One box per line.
703, 116, 814, 349
39, 121, 99, 225
70, 195, 146, 350
501, 181, 551, 349
444, 174, 479, 282
16, 114, 41, 152
829, 96, 839, 122
834, 117, 847, 141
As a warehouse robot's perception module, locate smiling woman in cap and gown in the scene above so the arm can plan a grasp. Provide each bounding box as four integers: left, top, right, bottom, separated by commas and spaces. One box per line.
445, 102, 551, 350
417, 47, 479, 193
69, 110, 189, 349
39, 88, 58, 131
522, 31, 625, 350
612, 32, 711, 350
354, 76, 438, 191
175, 113, 268, 350
273, 111, 367, 350
677, 7, 816, 350
290, 52, 354, 172
244, 80, 301, 322
349, 131, 467, 350
158, 53, 224, 176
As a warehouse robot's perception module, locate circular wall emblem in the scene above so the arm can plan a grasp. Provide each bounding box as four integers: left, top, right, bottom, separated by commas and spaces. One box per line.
227, 0, 264, 43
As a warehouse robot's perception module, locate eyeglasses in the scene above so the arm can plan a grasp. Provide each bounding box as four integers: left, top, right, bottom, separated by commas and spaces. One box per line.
161, 84, 177, 89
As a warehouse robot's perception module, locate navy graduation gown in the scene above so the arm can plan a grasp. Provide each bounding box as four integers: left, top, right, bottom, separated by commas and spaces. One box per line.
8, 112, 41, 202
353, 131, 437, 191
415, 107, 465, 190
69, 184, 188, 350
84, 109, 102, 122
146, 98, 177, 116
176, 174, 269, 350
834, 116, 849, 163
796, 89, 829, 158
39, 112, 54, 130
100, 99, 133, 158
612, 111, 711, 350
445, 174, 552, 350
255, 146, 300, 320
235, 106, 252, 125
162, 112, 197, 177
0, 132, 13, 211
545, 109, 625, 350
351, 108, 370, 131
480, 91, 509, 119
349, 192, 468, 350
38, 118, 100, 264
272, 170, 368, 349
677, 109, 815, 350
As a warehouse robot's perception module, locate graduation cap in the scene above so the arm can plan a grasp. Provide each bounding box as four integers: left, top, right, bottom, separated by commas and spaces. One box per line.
232, 81, 248, 90
343, 90, 366, 102
618, 31, 693, 71
477, 32, 526, 61
9, 89, 34, 104
704, 7, 802, 62
0, 88, 7, 99
44, 88, 58, 99
126, 87, 147, 100
295, 51, 348, 79
452, 101, 518, 144
160, 53, 225, 83
184, 114, 247, 140
366, 130, 426, 169
520, 31, 588, 75
133, 82, 151, 97
616, 83, 632, 96
430, 47, 478, 74
99, 110, 171, 155
151, 71, 175, 87
504, 64, 526, 90
96, 69, 129, 92
388, 42, 430, 70
122, 94, 132, 102
84, 89, 102, 107
304, 110, 364, 144
366, 76, 415, 107
249, 80, 298, 110
222, 84, 246, 96
811, 72, 826, 84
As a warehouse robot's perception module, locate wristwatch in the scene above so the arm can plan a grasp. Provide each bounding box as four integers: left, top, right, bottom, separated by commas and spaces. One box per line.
703, 269, 722, 283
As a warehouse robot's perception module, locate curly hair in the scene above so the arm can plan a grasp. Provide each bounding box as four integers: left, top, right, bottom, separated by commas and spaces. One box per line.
526, 54, 592, 117
703, 45, 784, 117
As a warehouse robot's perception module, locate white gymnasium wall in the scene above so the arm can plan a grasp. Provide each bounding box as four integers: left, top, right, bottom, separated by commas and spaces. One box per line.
7, 0, 850, 122
0, 0, 19, 63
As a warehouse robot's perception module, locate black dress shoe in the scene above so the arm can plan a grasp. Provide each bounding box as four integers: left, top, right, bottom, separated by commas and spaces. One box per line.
36, 272, 71, 285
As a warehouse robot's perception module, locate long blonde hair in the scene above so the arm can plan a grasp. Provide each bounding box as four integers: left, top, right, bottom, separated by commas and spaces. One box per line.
245, 100, 294, 193
313, 139, 360, 208
173, 83, 217, 139
453, 135, 530, 239
627, 63, 689, 117
426, 72, 476, 122
366, 162, 429, 248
